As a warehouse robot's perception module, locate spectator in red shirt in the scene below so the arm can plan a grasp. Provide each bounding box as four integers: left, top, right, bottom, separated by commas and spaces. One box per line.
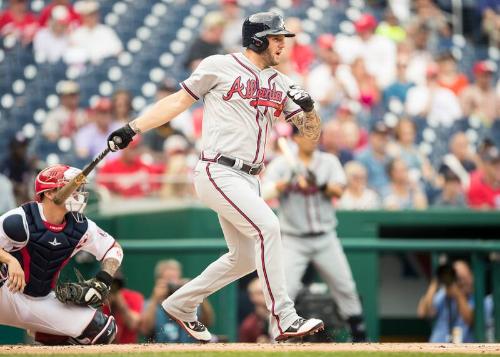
436, 52, 469, 96
0, 0, 38, 44
38, 0, 81, 28
283, 17, 314, 75
97, 136, 161, 197
239, 277, 271, 342
102, 271, 144, 344
467, 146, 500, 210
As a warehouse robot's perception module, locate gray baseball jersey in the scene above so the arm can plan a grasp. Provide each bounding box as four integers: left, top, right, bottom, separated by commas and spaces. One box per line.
163, 52, 309, 340
263, 150, 362, 319
181, 53, 302, 164
263, 150, 346, 236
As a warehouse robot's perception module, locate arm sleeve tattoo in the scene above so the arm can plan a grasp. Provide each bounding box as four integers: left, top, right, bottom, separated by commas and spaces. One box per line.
288, 109, 321, 142
129, 120, 142, 134
101, 256, 121, 277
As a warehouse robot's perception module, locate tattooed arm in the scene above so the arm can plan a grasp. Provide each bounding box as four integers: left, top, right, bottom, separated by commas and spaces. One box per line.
101, 242, 123, 277
287, 109, 321, 142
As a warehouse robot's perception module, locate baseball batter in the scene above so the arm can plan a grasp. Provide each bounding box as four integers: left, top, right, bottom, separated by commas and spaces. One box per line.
107, 12, 324, 342
0, 164, 123, 345
262, 127, 367, 342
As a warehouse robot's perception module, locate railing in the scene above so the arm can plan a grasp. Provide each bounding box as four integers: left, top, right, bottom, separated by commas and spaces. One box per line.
120, 238, 500, 342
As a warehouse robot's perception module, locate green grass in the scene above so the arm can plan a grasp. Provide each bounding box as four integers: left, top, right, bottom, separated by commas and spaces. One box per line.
7, 352, 500, 357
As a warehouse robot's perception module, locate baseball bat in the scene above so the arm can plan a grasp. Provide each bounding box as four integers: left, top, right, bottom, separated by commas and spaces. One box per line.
277, 137, 298, 173
53, 147, 111, 205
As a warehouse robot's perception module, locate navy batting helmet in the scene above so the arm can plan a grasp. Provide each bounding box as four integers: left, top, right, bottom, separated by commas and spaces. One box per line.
242, 12, 295, 53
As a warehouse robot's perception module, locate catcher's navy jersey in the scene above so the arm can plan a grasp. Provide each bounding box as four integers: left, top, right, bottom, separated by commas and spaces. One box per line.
0, 202, 116, 296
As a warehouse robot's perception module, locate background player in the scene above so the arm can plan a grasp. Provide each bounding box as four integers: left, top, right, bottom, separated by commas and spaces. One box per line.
263, 126, 367, 342
106, 12, 323, 342
0, 164, 123, 345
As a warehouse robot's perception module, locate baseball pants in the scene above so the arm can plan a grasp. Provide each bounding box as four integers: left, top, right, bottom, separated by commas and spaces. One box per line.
163, 161, 299, 338
282, 232, 362, 318
0, 284, 95, 337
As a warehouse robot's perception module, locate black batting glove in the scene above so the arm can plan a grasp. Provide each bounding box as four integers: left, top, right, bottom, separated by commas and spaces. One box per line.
287, 85, 315, 112
107, 124, 136, 151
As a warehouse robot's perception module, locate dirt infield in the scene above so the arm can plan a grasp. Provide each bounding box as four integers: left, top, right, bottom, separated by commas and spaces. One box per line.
1, 343, 500, 355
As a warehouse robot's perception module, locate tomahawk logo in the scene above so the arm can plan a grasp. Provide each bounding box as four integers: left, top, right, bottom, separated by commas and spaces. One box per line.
48, 238, 61, 247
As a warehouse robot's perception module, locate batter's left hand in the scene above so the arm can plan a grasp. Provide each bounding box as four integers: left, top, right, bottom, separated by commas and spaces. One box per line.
287, 85, 314, 112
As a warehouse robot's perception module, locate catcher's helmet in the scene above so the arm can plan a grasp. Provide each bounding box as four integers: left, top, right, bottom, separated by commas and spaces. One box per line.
35, 164, 88, 216
242, 12, 295, 53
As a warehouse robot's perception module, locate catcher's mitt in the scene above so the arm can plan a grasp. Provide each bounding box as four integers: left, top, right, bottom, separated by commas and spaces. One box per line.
55, 268, 111, 308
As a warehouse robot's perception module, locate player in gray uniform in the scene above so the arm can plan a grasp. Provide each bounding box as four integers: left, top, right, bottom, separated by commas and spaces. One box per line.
263, 126, 367, 342
106, 12, 323, 342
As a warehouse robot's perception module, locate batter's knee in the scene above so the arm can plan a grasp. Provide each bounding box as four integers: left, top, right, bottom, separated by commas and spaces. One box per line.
259, 215, 280, 239
73, 311, 117, 345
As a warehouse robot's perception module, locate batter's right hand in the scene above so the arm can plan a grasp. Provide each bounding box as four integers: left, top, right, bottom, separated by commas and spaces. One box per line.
107, 124, 136, 151
7, 258, 25, 293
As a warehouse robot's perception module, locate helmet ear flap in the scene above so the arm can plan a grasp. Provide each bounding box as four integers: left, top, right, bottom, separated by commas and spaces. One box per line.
249, 35, 268, 53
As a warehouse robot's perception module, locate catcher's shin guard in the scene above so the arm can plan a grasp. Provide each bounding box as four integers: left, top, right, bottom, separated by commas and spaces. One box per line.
72, 311, 117, 345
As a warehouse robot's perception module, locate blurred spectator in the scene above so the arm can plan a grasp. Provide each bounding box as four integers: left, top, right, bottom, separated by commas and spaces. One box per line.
38, 0, 81, 28
460, 60, 499, 127
467, 145, 500, 210
0, 173, 16, 213
220, 0, 243, 53
321, 120, 354, 165
184, 11, 225, 71
479, 0, 500, 48
74, 97, 121, 159
440, 132, 477, 189
143, 82, 191, 153
112, 89, 133, 124
485, 293, 495, 342
350, 57, 380, 109
336, 13, 396, 88
140, 260, 214, 343
417, 260, 475, 342
306, 35, 357, 113
33, 5, 71, 63
239, 277, 271, 342
405, 63, 462, 126
383, 57, 414, 110
404, 25, 433, 86
102, 271, 144, 344
42, 80, 88, 141
436, 52, 469, 96
432, 170, 467, 208
375, 9, 406, 43
97, 136, 161, 197
407, 0, 450, 52
383, 158, 428, 210
283, 18, 314, 76
338, 161, 380, 210
0, 135, 35, 204
160, 135, 195, 199
0, 0, 38, 44
355, 122, 391, 193
388, 118, 432, 183
65, 0, 123, 65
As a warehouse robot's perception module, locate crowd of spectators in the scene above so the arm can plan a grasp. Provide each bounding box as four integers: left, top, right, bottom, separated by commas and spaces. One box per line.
0, 0, 499, 212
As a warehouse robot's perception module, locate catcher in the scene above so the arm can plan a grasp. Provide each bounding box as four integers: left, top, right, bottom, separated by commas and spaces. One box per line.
0, 164, 123, 345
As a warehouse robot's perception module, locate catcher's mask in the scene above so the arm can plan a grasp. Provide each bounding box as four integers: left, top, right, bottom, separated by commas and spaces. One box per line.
35, 164, 89, 222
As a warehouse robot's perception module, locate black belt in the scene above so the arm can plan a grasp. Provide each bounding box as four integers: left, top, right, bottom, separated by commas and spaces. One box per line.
203, 155, 263, 175
283, 231, 326, 238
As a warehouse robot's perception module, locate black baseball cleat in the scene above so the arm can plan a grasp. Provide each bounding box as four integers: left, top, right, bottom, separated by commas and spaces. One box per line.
163, 309, 212, 343
275, 317, 324, 342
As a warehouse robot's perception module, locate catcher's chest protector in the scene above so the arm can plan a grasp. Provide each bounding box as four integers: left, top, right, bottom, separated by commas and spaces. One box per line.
12, 202, 88, 297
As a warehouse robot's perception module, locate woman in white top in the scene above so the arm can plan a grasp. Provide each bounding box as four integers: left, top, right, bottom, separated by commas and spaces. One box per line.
338, 161, 380, 210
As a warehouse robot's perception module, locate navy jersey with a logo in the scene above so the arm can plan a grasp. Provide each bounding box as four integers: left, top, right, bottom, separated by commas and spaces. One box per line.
0, 202, 116, 297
